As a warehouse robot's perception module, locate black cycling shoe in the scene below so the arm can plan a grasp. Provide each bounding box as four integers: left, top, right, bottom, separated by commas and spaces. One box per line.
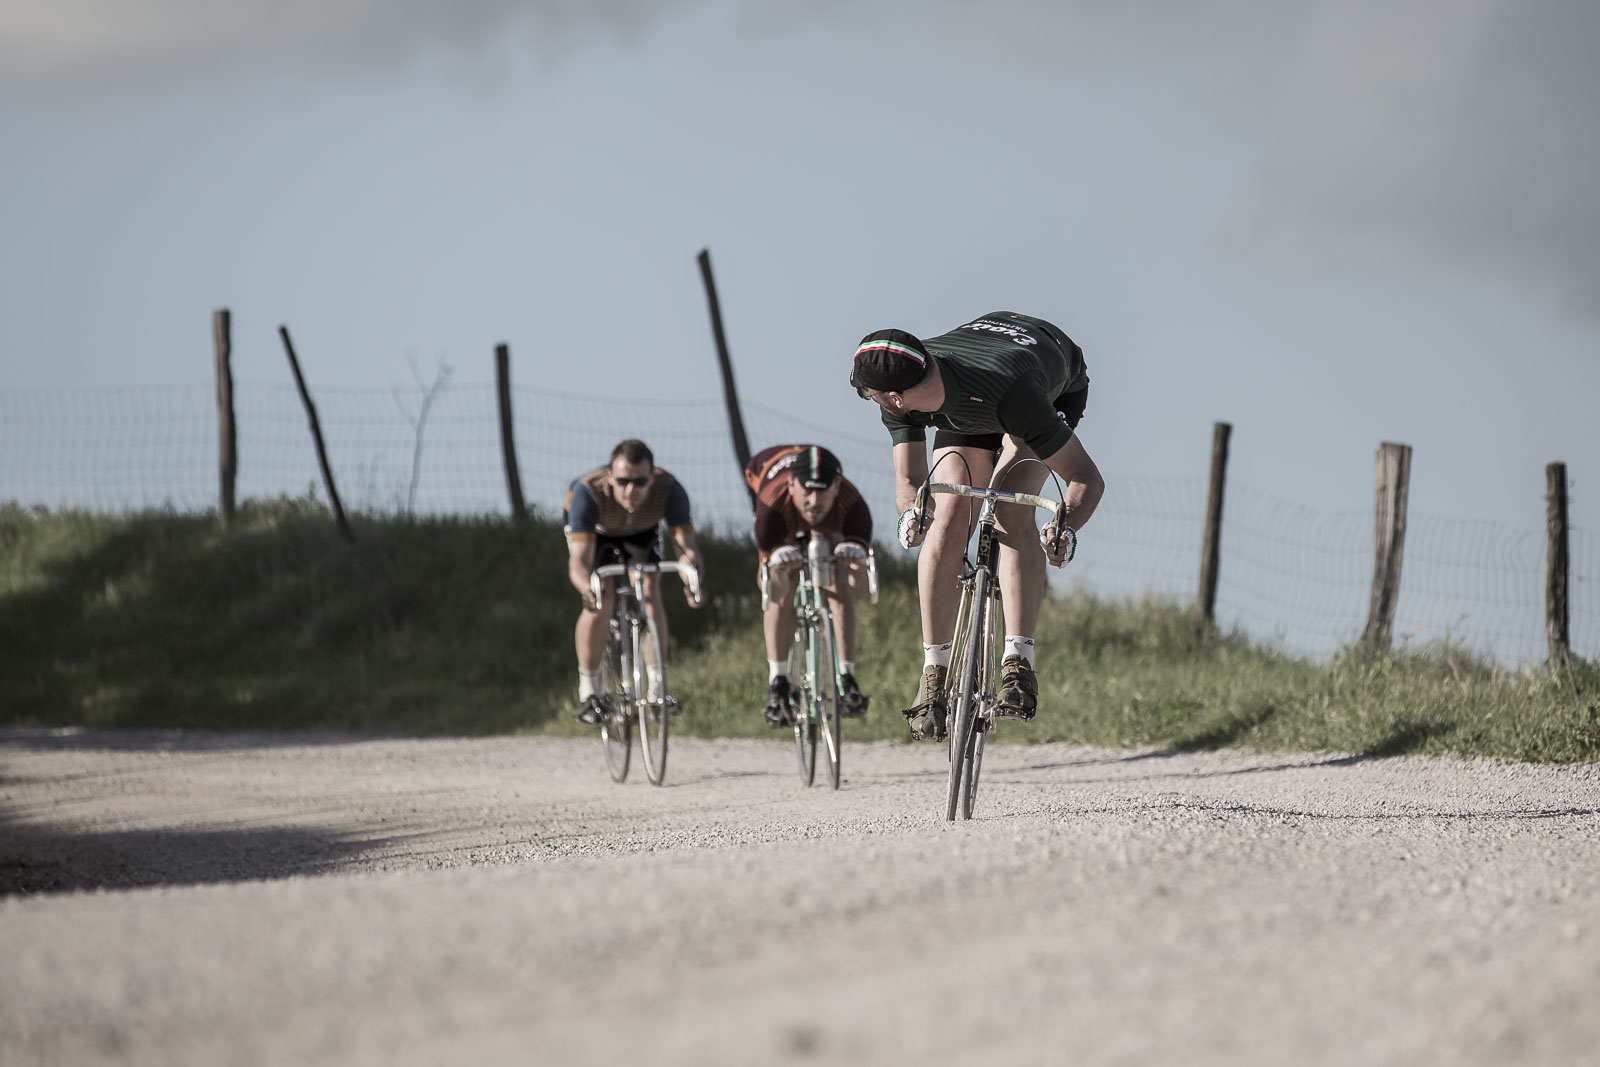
839, 672, 869, 718
900, 665, 947, 741
764, 677, 794, 728
576, 693, 616, 727
995, 655, 1038, 721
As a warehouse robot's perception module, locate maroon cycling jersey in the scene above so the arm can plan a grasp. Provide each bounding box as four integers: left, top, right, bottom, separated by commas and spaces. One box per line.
744, 444, 872, 560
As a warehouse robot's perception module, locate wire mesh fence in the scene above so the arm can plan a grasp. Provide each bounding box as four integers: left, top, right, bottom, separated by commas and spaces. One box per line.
2, 383, 1593, 667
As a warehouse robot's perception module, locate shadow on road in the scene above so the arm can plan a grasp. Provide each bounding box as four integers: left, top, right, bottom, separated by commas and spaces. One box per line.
0, 820, 378, 898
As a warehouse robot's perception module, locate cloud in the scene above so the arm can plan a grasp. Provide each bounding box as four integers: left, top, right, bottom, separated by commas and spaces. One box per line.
4, 0, 1596, 316
918, 0, 1600, 317
0, 0, 695, 100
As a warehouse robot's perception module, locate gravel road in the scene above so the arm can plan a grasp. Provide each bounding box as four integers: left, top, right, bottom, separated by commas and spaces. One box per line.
2, 728, 1597, 1066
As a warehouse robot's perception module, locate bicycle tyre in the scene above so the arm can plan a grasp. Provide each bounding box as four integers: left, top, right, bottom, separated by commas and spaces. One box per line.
963, 587, 1000, 817
945, 571, 988, 822
635, 611, 670, 786
963, 728, 985, 818
816, 604, 842, 791
600, 614, 632, 783
790, 627, 817, 786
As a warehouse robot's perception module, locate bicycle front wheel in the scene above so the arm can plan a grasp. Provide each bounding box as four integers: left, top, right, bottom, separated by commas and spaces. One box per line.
962, 586, 1001, 817
600, 615, 632, 783
634, 612, 669, 786
815, 605, 842, 791
789, 626, 817, 786
946, 572, 988, 821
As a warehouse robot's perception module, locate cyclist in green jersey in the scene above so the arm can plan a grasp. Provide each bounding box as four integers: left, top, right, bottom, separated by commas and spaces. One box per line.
850, 312, 1105, 741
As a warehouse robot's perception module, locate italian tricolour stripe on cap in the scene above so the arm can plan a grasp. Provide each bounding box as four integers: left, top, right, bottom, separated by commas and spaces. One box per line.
854, 339, 926, 365
809, 446, 821, 477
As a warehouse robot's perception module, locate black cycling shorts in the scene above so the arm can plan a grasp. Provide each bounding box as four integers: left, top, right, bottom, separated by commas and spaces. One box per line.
592, 526, 663, 567
931, 385, 1089, 454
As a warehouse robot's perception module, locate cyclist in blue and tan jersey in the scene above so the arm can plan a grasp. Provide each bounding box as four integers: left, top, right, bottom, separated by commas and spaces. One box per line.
564, 438, 703, 726
744, 443, 874, 727
849, 312, 1105, 741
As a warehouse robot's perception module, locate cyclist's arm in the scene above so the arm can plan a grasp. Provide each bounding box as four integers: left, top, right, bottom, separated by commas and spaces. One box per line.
668, 524, 704, 607
892, 441, 929, 514
1039, 434, 1104, 531
567, 536, 598, 604
752, 497, 789, 559
669, 523, 700, 571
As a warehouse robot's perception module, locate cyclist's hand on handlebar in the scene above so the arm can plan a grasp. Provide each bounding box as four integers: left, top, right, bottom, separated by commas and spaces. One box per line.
580, 587, 601, 612
684, 579, 705, 609
1039, 521, 1077, 567
897, 505, 930, 549
768, 545, 803, 569
833, 541, 869, 563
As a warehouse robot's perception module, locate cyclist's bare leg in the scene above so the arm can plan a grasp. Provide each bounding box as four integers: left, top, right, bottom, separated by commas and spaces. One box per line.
763, 562, 800, 664
919, 443, 996, 644
639, 572, 669, 665
820, 561, 855, 664
992, 437, 1049, 639
575, 579, 617, 672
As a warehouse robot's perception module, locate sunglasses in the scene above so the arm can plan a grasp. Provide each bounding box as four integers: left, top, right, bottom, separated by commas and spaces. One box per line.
613, 475, 650, 488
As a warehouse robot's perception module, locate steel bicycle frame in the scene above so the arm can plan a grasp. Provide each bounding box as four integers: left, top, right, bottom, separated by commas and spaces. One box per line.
947, 497, 1005, 739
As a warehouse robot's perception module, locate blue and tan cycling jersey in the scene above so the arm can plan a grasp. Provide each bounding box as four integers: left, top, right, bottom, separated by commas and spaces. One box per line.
878, 312, 1089, 459
563, 467, 692, 542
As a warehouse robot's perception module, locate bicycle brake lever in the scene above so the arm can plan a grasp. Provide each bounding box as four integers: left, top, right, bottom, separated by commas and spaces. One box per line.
914, 481, 933, 533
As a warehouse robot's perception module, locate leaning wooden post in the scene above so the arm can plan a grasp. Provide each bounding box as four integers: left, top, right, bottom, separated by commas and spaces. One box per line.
495, 343, 528, 524
212, 308, 237, 529
1546, 462, 1570, 668
1195, 421, 1231, 633
278, 325, 356, 545
696, 248, 756, 510
1362, 441, 1412, 650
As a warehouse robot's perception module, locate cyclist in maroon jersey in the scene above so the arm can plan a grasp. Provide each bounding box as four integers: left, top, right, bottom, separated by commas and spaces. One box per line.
744, 444, 874, 727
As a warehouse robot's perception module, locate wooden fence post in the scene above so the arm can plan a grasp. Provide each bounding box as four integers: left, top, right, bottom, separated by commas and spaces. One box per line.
696, 248, 756, 510
1362, 441, 1412, 650
278, 325, 355, 545
496, 343, 528, 524
212, 308, 236, 529
1546, 461, 1570, 667
1195, 421, 1231, 632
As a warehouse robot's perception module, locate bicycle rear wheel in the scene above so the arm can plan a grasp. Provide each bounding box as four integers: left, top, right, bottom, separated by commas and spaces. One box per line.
815, 605, 842, 791
600, 615, 632, 783
634, 612, 669, 786
789, 627, 817, 786
945, 572, 989, 821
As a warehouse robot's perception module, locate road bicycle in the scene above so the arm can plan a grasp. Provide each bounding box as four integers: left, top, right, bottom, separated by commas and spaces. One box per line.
761, 537, 878, 789
589, 560, 700, 786
916, 479, 1066, 821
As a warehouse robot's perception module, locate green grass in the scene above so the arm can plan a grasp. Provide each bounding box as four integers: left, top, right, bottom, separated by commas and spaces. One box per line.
2, 501, 1596, 762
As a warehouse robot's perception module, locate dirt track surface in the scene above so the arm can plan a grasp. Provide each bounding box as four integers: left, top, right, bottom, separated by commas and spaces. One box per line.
2, 729, 1598, 1066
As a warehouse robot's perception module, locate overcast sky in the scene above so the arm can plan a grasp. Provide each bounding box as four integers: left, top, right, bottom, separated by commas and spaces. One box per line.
4, 0, 1598, 539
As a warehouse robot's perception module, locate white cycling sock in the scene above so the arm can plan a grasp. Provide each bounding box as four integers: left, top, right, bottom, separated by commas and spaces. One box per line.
839, 660, 856, 677
769, 659, 787, 683
646, 664, 664, 700
578, 669, 600, 701
1003, 635, 1035, 666
923, 642, 953, 669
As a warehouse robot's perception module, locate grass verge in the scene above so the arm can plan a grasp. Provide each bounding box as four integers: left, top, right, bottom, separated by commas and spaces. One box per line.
2, 502, 1596, 761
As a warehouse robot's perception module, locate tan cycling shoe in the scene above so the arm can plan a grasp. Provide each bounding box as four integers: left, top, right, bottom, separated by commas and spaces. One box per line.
995, 655, 1038, 720
900, 664, 948, 741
